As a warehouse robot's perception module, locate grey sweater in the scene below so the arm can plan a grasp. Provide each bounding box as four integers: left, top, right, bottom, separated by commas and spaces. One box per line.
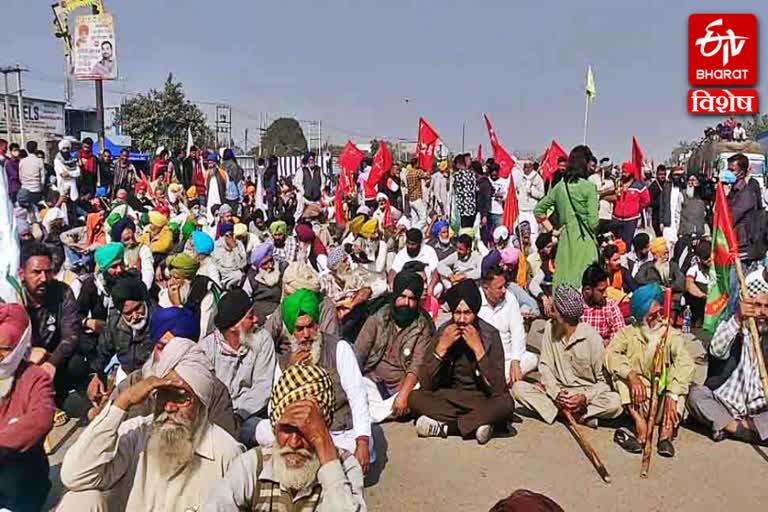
199, 328, 276, 420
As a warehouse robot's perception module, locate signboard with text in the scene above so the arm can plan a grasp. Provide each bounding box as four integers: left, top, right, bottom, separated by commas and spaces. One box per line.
72, 13, 117, 81
0, 95, 66, 140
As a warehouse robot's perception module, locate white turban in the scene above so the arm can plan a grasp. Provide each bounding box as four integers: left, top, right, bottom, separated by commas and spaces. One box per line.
58, 139, 72, 151
493, 225, 509, 243
142, 337, 216, 408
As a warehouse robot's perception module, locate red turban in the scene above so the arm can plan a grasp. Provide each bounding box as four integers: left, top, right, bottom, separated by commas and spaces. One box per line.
0, 304, 30, 349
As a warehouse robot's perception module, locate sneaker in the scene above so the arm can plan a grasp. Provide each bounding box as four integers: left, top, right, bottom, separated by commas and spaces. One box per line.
581, 418, 599, 430
416, 416, 448, 438
475, 424, 494, 445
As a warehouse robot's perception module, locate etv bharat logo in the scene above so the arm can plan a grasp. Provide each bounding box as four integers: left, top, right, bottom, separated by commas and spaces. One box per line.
688, 14, 756, 86
695, 18, 748, 67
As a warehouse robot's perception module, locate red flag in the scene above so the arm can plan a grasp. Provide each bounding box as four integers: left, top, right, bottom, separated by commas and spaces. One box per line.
363, 141, 392, 201
631, 136, 644, 181
539, 140, 568, 182
483, 114, 516, 179
334, 187, 346, 226
476, 144, 483, 162
416, 118, 439, 170
502, 173, 520, 230
337, 140, 364, 195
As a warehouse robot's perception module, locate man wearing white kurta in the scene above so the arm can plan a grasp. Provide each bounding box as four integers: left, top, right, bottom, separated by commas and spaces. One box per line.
57, 338, 243, 512
479, 266, 538, 387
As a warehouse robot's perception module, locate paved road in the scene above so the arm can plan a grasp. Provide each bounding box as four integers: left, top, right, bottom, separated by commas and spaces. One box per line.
365, 419, 768, 511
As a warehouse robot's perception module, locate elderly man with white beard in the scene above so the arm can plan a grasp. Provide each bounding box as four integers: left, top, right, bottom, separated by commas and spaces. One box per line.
57, 338, 244, 511
255, 289, 373, 474
200, 289, 277, 447
204, 364, 366, 511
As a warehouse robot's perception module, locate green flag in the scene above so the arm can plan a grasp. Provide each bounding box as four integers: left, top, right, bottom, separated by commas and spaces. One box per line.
704, 183, 739, 332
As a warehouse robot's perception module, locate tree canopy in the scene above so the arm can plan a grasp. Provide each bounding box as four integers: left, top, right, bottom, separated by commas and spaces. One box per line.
261, 118, 308, 156
114, 74, 214, 153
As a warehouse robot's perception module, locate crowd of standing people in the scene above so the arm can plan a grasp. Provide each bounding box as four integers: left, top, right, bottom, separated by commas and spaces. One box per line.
1, 129, 767, 511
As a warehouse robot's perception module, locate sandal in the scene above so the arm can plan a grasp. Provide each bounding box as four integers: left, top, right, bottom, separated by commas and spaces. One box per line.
614, 427, 642, 454
657, 438, 675, 458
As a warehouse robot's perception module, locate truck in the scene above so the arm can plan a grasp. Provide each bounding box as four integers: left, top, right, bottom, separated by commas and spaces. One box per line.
686, 139, 768, 206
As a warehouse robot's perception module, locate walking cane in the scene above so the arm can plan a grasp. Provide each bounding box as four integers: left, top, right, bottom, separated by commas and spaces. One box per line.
640, 287, 673, 478
563, 410, 611, 483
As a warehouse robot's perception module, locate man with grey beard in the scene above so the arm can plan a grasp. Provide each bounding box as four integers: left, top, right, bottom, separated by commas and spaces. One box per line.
200, 289, 277, 447
57, 338, 243, 511
255, 289, 372, 474
205, 364, 366, 511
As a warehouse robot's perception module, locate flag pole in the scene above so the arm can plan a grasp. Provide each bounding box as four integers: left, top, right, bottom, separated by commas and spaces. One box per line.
583, 93, 589, 145
734, 257, 768, 399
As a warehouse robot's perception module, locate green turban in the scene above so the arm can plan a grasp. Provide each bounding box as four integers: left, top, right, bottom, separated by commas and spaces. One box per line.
281, 288, 320, 334
270, 220, 288, 236
166, 252, 200, 279
182, 220, 196, 241
95, 242, 125, 271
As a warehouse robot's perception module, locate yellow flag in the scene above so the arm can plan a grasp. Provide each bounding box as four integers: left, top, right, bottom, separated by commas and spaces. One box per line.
586, 66, 596, 102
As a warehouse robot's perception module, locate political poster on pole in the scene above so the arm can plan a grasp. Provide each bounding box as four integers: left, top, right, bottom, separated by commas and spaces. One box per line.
72, 13, 117, 81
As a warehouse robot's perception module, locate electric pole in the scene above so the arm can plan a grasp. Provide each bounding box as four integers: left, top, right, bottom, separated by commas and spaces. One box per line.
0, 65, 29, 145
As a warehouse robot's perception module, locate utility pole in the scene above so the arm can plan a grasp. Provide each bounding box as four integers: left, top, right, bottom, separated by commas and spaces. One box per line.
1, 71, 10, 141
0, 65, 28, 144
244, 128, 248, 153
461, 122, 465, 153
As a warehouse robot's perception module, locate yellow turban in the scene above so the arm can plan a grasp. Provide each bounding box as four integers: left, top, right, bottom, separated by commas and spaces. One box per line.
186, 186, 198, 199
233, 223, 247, 237
148, 211, 168, 227
649, 237, 667, 256
348, 215, 366, 236
360, 218, 379, 238
459, 227, 475, 238
438, 160, 449, 171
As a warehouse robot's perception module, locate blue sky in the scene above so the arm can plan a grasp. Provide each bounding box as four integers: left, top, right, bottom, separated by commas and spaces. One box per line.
3, 0, 766, 162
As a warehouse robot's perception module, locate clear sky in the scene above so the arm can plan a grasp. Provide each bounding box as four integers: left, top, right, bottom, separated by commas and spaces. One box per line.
3, 0, 766, 162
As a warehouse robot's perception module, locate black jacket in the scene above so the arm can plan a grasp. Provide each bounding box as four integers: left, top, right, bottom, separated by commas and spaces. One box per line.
91, 310, 153, 376
26, 281, 81, 368
727, 178, 763, 257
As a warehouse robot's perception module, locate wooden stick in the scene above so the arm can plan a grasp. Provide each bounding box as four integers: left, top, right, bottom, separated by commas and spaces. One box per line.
734, 258, 768, 400
641, 289, 673, 478
562, 410, 611, 483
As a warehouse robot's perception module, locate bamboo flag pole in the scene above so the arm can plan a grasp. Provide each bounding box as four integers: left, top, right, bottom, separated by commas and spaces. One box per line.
734, 258, 768, 399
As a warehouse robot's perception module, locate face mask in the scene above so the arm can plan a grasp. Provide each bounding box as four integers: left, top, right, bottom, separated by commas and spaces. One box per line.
168, 192, 178, 203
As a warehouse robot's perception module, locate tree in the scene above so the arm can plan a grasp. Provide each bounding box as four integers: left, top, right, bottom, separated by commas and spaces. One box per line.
261, 118, 308, 156
114, 74, 214, 153
744, 113, 768, 140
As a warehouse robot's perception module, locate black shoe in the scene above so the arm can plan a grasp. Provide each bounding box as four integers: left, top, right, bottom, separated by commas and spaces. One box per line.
657, 438, 675, 458
730, 423, 759, 444
614, 427, 642, 454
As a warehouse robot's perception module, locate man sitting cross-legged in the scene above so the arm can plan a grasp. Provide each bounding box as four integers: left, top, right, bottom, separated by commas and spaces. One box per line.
407, 279, 515, 444
355, 269, 434, 423
57, 338, 243, 511
605, 283, 695, 458
687, 290, 768, 445
512, 284, 623, 427
204, 364, 366, 511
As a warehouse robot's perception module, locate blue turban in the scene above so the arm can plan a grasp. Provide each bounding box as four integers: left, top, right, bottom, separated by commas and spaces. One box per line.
432, 219, 449, 239
149, 306, 200, 343
111, 216, 136, 242
481, 249, 502, 279
192, 230, 214, 256
630, 284, 664, 323
219, 223, 234, 236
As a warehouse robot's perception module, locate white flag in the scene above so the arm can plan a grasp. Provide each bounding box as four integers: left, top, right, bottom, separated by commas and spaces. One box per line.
186, 126, 194, 155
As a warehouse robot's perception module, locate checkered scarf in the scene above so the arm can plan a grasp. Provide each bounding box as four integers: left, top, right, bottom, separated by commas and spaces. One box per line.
269, 364, 335, 427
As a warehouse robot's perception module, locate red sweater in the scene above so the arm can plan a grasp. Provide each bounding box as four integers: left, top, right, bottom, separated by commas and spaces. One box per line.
0, 362, 55, 457
613, 180, 650, 221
